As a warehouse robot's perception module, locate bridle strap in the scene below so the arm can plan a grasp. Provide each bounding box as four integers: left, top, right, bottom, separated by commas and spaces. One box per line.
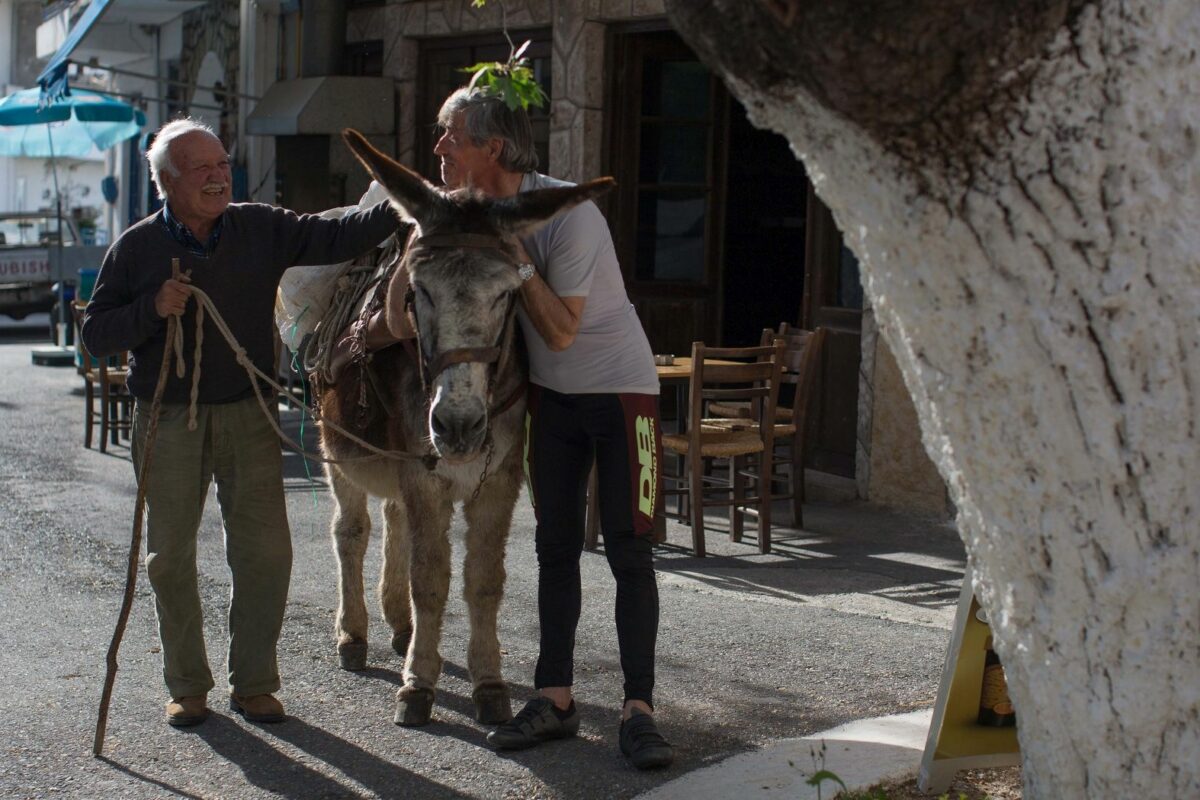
428, 347, 502, 380
489, 381, 526, 418
413, 233, 510, 251
403, 282, 512, 388
397, 236, 523, 426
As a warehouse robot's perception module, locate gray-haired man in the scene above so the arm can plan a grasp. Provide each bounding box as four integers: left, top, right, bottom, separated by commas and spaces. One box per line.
82, 118, 400, 727
429, 87, 673, 769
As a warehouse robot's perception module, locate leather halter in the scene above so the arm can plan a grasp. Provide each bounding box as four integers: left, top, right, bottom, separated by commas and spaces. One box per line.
411, 233, 515, 256
400, 231, 525, 416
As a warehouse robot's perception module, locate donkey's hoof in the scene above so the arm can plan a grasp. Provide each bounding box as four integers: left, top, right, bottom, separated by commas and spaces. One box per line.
472, 683, 512, 724
390, 628, 412, 658
394, 686, 435, 727
338, 639, 368, 671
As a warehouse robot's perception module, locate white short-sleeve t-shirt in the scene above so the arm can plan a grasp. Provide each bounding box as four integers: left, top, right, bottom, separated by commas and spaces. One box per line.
517, 172, 659, 395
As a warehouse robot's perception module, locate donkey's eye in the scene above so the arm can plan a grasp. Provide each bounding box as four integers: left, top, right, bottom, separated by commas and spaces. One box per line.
415, 285, 434, 309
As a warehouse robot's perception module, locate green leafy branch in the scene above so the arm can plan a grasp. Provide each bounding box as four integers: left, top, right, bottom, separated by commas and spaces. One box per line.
463, 0, 547, 111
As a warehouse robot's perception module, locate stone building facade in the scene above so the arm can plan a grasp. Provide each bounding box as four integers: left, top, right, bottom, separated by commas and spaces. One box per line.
341, 0, 657, 189
334, 0, 948, 518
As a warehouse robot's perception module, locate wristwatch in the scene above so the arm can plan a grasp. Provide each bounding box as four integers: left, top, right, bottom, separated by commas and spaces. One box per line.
517, 262, 536, 282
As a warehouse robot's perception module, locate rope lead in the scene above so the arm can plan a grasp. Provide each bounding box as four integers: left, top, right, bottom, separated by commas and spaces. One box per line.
182, 284, 437, 466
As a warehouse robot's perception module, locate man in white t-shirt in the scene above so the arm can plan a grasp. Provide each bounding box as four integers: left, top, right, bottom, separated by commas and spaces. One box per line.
430, 87, 672, 770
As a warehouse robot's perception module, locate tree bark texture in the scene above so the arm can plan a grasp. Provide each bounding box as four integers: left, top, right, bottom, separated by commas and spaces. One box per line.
666, 1, 1199, 797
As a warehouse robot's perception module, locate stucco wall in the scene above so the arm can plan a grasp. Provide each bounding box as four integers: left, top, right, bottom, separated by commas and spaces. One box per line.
857, 308, 950, 517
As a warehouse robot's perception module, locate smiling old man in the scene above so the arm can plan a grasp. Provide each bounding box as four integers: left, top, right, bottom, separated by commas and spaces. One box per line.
81, 118, 401, 727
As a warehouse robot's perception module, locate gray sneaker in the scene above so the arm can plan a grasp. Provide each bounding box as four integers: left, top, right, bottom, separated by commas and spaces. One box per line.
486, 697, 579, 750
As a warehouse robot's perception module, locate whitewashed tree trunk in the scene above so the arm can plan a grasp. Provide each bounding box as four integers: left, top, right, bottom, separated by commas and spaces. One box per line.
668, 1, 1199, 797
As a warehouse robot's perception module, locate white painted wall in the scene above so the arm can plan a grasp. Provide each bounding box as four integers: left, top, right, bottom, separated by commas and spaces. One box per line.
239, 0, 277, 203
191, 50, 224, 134
98, 50, 161, 234
0, 0, 12, 86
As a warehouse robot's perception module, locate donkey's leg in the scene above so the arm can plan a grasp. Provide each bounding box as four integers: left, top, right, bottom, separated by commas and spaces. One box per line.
461, 456, 521, 724
380, 497, 413, 660
329, 465, 372, 671
394, 481, 454, 727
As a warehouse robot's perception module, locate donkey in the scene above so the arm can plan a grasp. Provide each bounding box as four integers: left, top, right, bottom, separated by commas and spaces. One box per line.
318, 129, 614, 727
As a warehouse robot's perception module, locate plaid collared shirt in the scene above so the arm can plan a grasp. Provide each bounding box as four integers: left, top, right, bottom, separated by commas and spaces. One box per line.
160, 202, 224, 258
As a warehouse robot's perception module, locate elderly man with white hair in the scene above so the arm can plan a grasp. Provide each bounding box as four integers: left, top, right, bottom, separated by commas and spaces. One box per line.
82, 118, 399, 727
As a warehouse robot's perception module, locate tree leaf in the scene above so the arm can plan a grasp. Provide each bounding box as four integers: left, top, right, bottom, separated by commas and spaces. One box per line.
458, 54, 547, 110
805, 770, 848, 790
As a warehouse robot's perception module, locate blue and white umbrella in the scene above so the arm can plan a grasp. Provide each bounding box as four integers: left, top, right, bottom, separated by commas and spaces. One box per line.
0, 86, 145, 346
0, 87, 146, 157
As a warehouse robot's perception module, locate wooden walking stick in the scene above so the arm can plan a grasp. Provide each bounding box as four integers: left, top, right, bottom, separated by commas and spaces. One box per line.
93, 258, 183, 756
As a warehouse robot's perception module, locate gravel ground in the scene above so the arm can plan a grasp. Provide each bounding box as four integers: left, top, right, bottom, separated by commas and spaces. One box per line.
0, 326, 966, 800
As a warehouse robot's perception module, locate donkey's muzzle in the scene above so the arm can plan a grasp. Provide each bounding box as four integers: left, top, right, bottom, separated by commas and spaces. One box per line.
430, 401, 488, 456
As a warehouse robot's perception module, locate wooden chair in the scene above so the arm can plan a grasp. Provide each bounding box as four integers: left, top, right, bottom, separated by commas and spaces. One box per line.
71, 301, 132, 452
708, 324, 827, 527
661, 340, 786, 556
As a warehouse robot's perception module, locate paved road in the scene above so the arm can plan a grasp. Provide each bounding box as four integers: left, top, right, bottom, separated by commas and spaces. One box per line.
0, 329, 964, 800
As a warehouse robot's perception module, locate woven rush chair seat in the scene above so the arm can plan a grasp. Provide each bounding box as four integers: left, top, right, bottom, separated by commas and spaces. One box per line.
97, 369, 130, 387
662, 428, 765, 457
660, 339, 786, 556
707, 323, 826, 527
700, 418, 798, 438
707, 401, 794, 423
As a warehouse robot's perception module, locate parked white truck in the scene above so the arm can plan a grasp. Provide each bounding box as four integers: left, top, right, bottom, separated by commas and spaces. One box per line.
0, 212, 108, 339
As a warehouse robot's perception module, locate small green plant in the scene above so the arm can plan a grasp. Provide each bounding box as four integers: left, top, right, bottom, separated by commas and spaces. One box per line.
464, 0, 548, 111
789, 741, 991, 799
791, 741, 847, 800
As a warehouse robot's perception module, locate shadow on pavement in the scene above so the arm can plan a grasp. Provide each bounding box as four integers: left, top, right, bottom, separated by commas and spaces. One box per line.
264, 716, 466, 798
192, 714, 357, 797
95, 756, 207, 800
179, 712, 466, 799
640, 502, 966, 617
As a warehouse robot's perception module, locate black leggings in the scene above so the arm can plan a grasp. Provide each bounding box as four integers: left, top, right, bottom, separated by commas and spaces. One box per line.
524, 385, 662, 707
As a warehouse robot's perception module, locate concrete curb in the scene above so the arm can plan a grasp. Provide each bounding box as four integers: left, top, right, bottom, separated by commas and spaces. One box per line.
637, 709, 933, 799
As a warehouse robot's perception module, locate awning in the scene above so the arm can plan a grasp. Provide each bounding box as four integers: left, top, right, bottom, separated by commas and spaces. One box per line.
245, 77, 395, 136
36, 0, 116, 102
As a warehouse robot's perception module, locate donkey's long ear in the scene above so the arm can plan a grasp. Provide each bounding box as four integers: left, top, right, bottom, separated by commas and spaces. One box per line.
342, 129, 443, 225
489, 177, 616, 236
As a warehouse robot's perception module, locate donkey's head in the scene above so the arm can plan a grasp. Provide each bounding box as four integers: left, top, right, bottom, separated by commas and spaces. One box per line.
342, 129, 614, 460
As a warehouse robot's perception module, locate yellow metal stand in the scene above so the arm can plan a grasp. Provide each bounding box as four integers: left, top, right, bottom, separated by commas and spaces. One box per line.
918, 566, 1021, 792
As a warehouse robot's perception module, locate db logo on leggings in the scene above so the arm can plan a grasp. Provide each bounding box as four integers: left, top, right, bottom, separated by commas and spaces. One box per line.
635, 415, 657, 518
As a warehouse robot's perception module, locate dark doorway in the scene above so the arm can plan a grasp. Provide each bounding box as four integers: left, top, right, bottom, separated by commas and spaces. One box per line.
275, 135, 333, 214
607, 26, 862, 479
607, 28, 728, 357
720, 100, 807, 347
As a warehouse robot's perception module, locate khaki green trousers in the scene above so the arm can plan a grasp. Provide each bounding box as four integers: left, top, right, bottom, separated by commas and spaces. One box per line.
132, 396, 292, 699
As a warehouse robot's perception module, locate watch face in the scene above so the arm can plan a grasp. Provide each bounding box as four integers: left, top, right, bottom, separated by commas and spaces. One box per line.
519, 263, 535, 281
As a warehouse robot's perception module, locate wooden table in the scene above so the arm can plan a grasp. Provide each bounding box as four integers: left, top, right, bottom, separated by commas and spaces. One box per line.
656, 355, 739, 379
654, 356, 702, 382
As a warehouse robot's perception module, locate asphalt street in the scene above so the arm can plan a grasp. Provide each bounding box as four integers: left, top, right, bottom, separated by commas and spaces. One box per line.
0, 318, 965, 800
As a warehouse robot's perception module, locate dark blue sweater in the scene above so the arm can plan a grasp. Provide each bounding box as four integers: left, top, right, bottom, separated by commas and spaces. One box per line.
82, 201, 398, 404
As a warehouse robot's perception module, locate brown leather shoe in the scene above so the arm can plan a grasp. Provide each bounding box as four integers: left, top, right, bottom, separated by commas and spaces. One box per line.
165, 695, 209, 727
230, 693, 285, 723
